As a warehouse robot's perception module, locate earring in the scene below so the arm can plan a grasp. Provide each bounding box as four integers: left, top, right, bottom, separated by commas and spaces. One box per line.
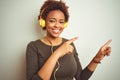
64, 22, 68, 28
39, 18, 46, 28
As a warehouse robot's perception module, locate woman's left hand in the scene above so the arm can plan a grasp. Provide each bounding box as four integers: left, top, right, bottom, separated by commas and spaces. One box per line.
93, 39, 112, 63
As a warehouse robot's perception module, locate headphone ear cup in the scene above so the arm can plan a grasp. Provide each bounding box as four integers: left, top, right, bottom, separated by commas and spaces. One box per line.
39, 18, 46, 28
64, 22, 68, 28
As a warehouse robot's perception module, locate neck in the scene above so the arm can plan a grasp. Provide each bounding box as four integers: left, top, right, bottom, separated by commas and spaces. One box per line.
43, 36, 62, 46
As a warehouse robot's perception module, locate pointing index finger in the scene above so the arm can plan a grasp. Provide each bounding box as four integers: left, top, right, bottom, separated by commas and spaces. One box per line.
66, 37, 78, 44
103, 39, 112, 47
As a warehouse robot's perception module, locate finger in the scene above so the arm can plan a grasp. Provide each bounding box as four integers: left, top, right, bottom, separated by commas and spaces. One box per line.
105, 47, 111, 56
106, 50, 111, 56
103, 39, 112, 47
66, 37, 78, 44
105, 46, 111, 51
68, 45, 74, 53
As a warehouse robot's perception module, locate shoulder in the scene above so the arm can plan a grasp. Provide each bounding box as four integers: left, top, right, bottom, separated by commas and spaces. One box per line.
62, 37, 69, 42
26, 39, 41, 49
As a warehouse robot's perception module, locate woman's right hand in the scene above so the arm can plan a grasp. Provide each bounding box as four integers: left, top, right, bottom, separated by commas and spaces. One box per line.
54, 37, 78, 58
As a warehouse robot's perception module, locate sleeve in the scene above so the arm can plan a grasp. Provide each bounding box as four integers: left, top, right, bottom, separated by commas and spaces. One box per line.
73, 44, 94, 80
26, 42, 42, 80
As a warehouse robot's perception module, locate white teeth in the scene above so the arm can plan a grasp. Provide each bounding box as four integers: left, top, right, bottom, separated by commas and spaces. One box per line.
53, 29, 59, 33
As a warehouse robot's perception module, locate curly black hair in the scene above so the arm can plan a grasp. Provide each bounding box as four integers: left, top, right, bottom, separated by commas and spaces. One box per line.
38, 0, 69, 22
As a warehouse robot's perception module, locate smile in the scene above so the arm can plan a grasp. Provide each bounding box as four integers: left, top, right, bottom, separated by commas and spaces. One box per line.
52, 29, 60, 34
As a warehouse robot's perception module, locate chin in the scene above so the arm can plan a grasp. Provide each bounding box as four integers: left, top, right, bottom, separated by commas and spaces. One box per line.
52, 34, 60, 38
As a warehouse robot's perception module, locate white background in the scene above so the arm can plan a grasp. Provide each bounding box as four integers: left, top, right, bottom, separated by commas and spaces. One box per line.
0, 0, 120, 80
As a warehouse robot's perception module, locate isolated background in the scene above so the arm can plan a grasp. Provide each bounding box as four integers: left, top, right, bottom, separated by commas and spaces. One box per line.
0, 0, 120, 80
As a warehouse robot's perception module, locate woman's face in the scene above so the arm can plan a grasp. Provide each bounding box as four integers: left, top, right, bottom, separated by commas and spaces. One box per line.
46, 10, 65, 38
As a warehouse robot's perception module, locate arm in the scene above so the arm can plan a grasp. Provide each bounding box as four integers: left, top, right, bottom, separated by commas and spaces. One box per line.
26, 42, 42, 80
37, 51, 60, 80
74, 39, 112, 80
27, 37, 77, 80
26, 41, 60, 80
38, 37, 78, 80
73, 44, 93, 80
87, 39, 112, 71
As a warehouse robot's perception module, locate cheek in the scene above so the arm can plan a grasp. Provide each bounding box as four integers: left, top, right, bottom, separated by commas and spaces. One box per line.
49, 24, 55, 27
61, 27, 65, 30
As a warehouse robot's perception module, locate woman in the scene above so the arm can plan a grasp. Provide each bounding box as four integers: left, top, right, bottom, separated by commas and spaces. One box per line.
26, 0, 112, 80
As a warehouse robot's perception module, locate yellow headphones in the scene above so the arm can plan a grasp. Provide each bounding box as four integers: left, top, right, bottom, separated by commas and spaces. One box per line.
39, 5, 68, 28
39, 18, 68, 28
39, 18, 46, 28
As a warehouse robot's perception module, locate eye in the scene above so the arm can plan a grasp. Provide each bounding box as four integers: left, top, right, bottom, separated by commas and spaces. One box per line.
49, 19, 55, 23
60, 21, 64, 24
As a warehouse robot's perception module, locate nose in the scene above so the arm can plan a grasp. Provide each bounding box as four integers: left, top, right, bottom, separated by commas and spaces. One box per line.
55, 21, 60, 28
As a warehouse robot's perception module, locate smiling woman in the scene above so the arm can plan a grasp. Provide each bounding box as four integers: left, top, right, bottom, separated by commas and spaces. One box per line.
1, 0, 120, 80
26, 0, 112, 80
45, 10, 65, 38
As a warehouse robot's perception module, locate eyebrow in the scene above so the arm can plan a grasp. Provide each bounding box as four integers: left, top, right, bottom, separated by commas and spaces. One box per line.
48, 17, 65, 21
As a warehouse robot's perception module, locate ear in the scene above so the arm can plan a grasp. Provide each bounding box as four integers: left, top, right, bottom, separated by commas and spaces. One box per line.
39, 18, 46, 28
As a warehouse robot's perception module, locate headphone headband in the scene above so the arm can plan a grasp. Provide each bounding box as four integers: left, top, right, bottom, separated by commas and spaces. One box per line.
39, 1, 68, 28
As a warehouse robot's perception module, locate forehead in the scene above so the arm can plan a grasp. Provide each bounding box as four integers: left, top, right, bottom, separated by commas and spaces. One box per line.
46, 10, 65, 20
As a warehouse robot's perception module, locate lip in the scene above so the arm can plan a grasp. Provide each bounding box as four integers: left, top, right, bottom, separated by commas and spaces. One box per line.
52, 29, 60, 34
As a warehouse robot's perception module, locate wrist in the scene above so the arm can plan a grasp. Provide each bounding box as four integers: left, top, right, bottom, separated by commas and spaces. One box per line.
52, 52, 60, 60
92, 57, 101, 64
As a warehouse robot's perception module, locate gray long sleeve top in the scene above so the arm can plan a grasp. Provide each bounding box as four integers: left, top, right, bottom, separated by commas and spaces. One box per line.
26, 38, 93, 80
